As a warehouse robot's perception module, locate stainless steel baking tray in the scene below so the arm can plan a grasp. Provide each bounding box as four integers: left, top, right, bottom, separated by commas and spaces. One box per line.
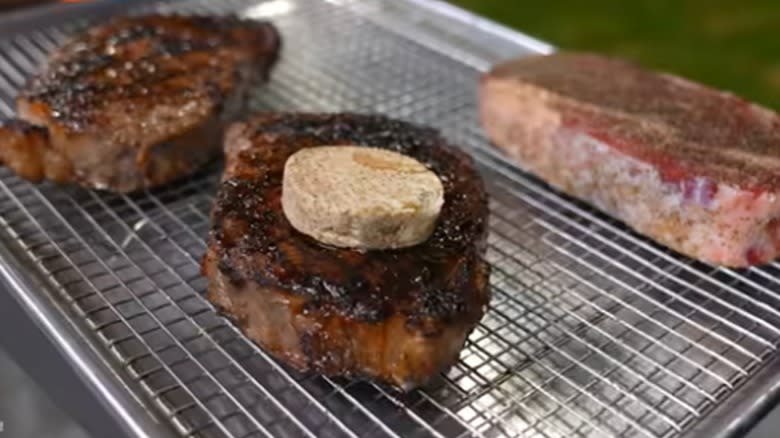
1, 0, 779, 437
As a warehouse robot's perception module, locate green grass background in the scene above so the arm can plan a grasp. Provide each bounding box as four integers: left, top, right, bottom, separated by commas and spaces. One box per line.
450, 0, 780, 110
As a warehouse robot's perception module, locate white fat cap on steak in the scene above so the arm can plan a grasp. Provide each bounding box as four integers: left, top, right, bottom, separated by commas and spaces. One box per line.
281, 145, 445, 250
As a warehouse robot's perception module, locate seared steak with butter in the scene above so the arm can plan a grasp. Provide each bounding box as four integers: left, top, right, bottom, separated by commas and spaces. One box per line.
0, 14, 280, 192
202, 113, 491, 389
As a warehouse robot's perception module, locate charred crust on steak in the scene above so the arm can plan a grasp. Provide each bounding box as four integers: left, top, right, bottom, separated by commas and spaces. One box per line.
205, 114, 491, 388
209, 113, 490, 326
0, 119, 49, 137
4, 14, 280, 192
21, 15, 280, 131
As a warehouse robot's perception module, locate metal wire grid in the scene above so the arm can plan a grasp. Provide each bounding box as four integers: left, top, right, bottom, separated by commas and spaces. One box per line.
0, 0, 779, 437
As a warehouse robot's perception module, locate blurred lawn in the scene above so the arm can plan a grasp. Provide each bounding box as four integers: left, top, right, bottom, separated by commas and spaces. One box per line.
450, 0, 780, 110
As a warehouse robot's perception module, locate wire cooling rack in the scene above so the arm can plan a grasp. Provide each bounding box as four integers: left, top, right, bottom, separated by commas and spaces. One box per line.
1, 0, 780, 437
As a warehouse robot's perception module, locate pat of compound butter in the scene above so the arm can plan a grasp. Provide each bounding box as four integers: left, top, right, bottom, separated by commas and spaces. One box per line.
282, 146, 444, 250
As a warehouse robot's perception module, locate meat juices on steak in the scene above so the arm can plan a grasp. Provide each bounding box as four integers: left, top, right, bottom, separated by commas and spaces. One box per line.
0, 14, 280, 192
202, 113, 491, 389
481, 52, 780, 267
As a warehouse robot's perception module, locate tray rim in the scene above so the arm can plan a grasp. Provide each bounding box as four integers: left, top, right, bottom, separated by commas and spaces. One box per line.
0, 234, 176, 438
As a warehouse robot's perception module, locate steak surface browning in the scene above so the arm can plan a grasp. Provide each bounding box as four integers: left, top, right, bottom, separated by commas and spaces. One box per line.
203, 113, 491, 389
0, 14, 280, 192
481, 52, 780, 267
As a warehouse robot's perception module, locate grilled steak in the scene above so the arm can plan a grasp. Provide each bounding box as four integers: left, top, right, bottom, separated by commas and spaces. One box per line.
481, 52, 780, 267
0, 14, 280, 192
202, 113, 491, 389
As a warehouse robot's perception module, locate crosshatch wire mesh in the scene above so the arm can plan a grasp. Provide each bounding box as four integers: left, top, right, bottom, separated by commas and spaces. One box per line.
0, 0, 779, 437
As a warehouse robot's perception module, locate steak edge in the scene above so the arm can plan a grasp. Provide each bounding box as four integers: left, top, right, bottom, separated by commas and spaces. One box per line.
203, 113, 491, 389
481, 52, 780, 267
0, 14, 280, 192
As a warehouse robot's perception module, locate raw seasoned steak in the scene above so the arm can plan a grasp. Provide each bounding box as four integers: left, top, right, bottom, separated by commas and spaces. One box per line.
202, 113, 491, 389
481, 52, 780, 267
0, 14, 280, 192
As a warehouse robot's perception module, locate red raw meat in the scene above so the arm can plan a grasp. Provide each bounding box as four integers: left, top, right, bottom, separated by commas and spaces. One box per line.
480, 52, 780, 267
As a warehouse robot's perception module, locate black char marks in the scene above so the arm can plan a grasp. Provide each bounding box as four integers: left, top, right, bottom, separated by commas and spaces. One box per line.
0, 14, 280, 192
204, 113, 491, 389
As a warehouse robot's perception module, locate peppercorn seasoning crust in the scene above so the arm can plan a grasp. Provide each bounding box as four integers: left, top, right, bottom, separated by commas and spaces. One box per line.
487, 52, 780, 191
203, 113, 491, 389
